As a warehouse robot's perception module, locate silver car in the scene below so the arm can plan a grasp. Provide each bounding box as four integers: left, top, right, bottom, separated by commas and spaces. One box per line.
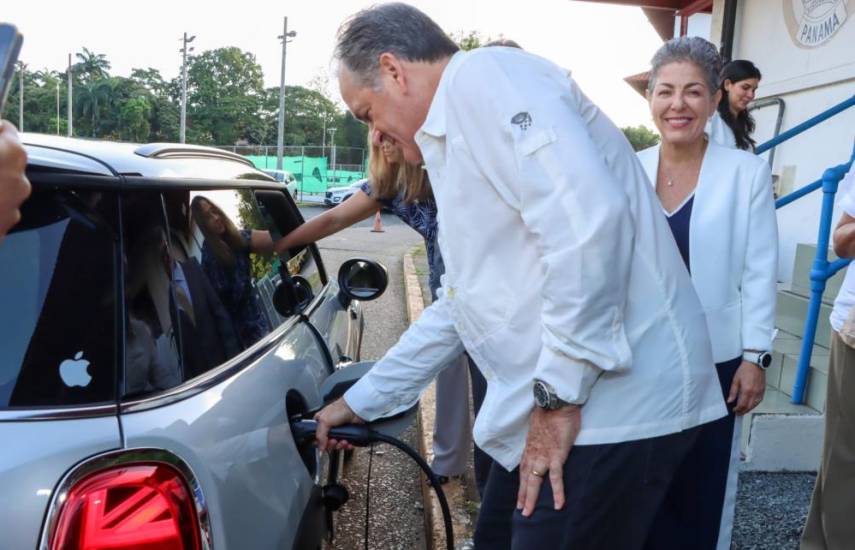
1, 136, 388, 550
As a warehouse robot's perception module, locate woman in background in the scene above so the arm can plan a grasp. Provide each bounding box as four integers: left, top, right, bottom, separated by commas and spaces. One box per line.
707, 59, 762, 150
639, 37, 777, 550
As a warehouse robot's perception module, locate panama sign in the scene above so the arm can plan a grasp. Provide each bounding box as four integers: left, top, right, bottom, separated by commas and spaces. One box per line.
785, 0, 850, 47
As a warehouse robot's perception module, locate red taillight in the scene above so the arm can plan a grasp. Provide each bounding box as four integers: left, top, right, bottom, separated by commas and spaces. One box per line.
49, 463, 202, 550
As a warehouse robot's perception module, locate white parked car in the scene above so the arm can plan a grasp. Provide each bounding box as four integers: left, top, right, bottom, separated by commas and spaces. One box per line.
262, 169, 299, 198
324, 180, 366, 207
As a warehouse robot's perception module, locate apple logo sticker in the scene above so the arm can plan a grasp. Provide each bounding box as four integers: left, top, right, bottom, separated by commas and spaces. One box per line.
59, 351, 92, 388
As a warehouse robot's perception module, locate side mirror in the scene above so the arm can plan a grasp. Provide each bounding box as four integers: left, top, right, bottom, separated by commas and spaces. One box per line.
319, 361, 417, 439
338, 258, 388, 305
273, 275, 314, 317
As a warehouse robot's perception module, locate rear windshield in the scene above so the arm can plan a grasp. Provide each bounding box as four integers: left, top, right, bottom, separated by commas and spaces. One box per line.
0, 190, 118, 407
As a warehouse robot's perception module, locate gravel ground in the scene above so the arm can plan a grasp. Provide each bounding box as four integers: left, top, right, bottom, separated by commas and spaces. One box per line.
302, 207, 428, 550
732, 472, 815, 549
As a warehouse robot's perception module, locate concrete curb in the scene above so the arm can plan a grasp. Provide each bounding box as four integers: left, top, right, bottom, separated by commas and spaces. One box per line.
402, 251, 472, 550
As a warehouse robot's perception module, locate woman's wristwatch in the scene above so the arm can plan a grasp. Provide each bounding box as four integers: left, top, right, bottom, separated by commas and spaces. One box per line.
743, 350, 772, 370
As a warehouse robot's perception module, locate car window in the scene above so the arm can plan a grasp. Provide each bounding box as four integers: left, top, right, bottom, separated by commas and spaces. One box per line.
121, 191, 189, 397
182, 189, 292, 349
0, 190, 119, 407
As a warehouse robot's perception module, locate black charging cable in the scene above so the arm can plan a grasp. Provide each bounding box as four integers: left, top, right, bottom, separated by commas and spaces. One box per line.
291, 420, 455, 550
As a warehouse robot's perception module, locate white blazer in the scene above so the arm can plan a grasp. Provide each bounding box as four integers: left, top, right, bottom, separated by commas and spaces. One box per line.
637, 142, 778, 363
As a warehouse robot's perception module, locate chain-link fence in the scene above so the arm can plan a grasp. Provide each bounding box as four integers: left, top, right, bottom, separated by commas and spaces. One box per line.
217, 145, 367, 195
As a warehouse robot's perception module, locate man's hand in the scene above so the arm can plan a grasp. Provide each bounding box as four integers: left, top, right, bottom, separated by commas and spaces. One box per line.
517, 405, 581, 517
728, 360, 765, 415
0, 121, 30, 241
314, 397, 364, 452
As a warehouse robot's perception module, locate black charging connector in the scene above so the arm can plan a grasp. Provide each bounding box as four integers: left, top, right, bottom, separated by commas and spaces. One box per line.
290, 418, 455, 550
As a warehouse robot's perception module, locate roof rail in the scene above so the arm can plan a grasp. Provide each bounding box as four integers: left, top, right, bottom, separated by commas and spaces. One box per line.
134, 143, 255, 168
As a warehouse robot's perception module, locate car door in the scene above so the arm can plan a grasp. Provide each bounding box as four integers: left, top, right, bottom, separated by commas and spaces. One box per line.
0, 187, 124, 550
117, 187, 333, 550
253, 189, 361, 368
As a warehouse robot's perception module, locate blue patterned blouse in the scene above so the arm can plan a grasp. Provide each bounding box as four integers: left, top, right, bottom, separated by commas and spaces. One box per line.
360, 180, 445, 296
201, 229, 272, 349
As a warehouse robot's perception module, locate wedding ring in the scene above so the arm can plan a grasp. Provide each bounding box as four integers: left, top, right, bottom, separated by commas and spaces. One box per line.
531, 469, 545, 477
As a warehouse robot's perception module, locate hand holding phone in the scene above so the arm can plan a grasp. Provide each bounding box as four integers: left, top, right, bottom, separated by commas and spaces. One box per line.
0, 121, 30, 240
0, 24, 23, 116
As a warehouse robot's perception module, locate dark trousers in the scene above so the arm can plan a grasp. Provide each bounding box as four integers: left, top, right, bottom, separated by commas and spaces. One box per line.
468, 357, 492, 497
473, 359, 740, 550
474, 426, 701, 550
644, 358, 741, 550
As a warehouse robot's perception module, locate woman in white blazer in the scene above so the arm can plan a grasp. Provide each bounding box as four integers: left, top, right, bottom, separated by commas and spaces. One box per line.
637, 37, 778, 550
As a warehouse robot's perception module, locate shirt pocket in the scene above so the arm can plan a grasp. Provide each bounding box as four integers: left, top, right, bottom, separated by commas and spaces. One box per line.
513, 125, 558, 158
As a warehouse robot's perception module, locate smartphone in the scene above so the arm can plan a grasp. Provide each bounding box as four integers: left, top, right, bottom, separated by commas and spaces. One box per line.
0, 24, 23, 116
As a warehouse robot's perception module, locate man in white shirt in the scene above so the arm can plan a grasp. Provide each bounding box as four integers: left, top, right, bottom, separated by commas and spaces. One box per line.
316, 4, 726, 547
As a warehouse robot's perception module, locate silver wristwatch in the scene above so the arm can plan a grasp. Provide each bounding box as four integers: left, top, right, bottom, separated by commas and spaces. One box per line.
743, 350, 772, 370
533, 380, 571, 410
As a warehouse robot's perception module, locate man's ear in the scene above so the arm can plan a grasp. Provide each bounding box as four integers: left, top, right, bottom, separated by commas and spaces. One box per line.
378, 52, 408, 93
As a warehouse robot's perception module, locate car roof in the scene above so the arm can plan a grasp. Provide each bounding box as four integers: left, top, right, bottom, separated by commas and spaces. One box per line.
22, 133, 273, 183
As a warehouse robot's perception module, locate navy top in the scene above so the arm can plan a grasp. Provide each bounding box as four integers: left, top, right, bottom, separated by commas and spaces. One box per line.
360, 180, 445, 297
201, 229, 272, 349
666, 195, 694, 272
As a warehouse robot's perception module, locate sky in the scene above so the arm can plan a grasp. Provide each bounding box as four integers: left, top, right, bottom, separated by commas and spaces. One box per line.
4, 0, 664, 129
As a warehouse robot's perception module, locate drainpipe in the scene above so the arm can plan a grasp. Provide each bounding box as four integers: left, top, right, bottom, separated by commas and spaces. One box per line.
720, 0, 738, 61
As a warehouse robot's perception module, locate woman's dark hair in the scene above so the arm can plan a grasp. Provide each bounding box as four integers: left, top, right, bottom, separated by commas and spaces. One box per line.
718, 60, 762, 151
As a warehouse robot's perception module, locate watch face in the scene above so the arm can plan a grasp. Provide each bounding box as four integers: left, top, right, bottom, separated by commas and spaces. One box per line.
533, 382, 549, 408
760, 352, 772, 369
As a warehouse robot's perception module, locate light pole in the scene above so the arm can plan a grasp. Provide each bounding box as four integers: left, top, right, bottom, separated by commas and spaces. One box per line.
277, 17, 297, 171
327, 127, 337, 184
179, 32, 196, 144
67, 54, 73, 137
17, 62, 24, 131
55, 82, 60, 135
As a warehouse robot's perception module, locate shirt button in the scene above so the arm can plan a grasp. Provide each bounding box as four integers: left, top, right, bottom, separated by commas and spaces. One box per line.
447, 286, 455, 299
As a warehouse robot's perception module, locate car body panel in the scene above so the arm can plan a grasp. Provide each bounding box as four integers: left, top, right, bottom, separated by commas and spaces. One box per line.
0, 415, 122, 549
120, 320, 331, 550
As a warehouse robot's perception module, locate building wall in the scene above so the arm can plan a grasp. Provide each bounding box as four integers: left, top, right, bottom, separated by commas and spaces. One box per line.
722, 0, 855, 282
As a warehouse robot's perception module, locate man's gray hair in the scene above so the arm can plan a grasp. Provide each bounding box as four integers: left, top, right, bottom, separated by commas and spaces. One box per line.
335, 3, 459, 87
648, 36, 722, 94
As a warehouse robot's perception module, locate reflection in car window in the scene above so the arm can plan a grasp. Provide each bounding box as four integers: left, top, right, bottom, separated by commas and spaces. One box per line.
122, 191, 243, 399
188, 190, 275, 349
0, 190, 118, 407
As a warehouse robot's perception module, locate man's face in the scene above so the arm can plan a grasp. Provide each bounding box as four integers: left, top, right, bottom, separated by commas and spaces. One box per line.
339, 56, 429, 166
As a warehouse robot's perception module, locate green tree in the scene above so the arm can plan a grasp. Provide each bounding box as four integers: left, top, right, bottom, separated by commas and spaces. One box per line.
74, 48, 111, 83
621, 125, 660, 151
186, 47, 266, 145
449, 30, 489, 51
118, 97, 152, 142
262, 85, 341, 146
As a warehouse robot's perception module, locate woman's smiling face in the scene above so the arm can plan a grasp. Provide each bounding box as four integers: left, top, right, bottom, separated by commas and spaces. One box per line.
649, 61, 720, 148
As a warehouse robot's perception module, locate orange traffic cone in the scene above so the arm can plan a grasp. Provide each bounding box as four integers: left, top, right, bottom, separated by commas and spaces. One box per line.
371, 211, 385, 233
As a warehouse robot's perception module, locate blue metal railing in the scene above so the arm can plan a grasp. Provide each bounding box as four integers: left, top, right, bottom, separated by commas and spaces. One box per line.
766, 93, 855, 404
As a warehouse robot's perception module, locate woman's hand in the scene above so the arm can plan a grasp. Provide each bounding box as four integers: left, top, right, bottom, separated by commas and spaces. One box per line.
727, 360, 766, 415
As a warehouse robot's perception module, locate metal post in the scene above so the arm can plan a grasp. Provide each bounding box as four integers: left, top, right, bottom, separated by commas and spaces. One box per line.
791, 164, 849, 404
327, 127, 337, 185
300, 145, 305, 201
55, 82, 60, 135
17, 62, 23, 131
277, 17, 297, 171
67, 54, 73, 137
180, 32, 196, 144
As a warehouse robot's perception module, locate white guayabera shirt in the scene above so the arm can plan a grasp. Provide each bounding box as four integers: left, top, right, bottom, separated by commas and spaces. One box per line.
345, 47, 727, 470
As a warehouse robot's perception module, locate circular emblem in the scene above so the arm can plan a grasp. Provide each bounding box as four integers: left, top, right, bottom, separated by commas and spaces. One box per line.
785, 0, 851, 47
